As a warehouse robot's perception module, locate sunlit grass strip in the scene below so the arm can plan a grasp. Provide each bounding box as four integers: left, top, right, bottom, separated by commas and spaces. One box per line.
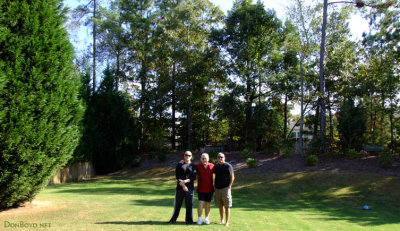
0, 169, 399, 231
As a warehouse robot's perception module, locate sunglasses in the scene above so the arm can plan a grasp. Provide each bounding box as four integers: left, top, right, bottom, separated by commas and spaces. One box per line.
185, 154, 192, 157
217, 156, 224, 159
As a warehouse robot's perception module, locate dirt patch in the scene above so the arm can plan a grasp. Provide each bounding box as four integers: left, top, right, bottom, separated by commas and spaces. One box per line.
118, 152, 400, 177
0, 200, 63, 217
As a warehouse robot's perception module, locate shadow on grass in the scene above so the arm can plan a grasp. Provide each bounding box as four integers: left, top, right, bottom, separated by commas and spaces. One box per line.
128, 172, 400, 227
50, 167, 400, 228
54, 186, 174, 196
232, 172, 400, 226
96, 221, 187, 226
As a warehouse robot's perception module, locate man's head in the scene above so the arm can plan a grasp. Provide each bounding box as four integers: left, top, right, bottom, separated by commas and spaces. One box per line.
200, 153, 209, 166
184, 151, 192, 163
217, 152, 225, 164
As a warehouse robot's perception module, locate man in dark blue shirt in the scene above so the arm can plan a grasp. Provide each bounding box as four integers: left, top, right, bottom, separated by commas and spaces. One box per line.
214, 152, 234, 227
169, 151, 197, 224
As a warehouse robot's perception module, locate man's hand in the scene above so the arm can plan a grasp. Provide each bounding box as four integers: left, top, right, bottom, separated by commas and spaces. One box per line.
179, 179, 188, 192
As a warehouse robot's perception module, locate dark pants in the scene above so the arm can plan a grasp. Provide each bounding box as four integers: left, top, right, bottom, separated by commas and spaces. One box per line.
169, 187, 194, 223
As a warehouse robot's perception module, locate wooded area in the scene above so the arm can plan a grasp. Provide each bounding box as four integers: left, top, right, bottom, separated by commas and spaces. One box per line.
0, 0, 399, 208
70, 0, 399, 169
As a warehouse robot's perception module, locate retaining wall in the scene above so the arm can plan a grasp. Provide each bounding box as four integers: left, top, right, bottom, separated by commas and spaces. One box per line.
49, 162, 95, 185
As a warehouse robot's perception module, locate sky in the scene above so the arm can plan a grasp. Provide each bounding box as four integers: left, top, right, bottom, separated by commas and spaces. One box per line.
211, 0, 369, 40
65, 0, 369, 49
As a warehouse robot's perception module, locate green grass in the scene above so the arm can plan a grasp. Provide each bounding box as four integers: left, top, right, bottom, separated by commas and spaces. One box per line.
1, 167, 400, 230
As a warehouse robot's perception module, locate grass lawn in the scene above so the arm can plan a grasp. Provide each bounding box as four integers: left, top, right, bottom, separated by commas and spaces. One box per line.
1, 167, 400, 231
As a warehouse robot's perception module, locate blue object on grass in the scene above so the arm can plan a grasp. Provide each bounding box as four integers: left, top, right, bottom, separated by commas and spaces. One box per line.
363, 205, 370, 210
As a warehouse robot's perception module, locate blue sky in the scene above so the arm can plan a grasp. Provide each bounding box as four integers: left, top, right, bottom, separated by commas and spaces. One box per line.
64, 0, 368, 51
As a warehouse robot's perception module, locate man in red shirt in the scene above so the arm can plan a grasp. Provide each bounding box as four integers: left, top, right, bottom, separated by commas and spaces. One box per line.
195, 153, 214, 225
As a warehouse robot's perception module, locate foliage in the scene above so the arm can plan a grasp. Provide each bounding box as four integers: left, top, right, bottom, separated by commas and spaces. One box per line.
157, 152, 167, 162
379, 152, 393, 169
344, 149, 360, 159
306, 155, 319, 166
240, 148, 251, 159
131, 156, 142, 167
360, 1, 400, 149
0, 0, 83, 208
76, 67, 138, 175
261, 144, 280, 155
65, 0, 400, 166
216, 93, 246, 151
281, 146, 292, 158
209, 149, 218, 159
250, 103, 284, 151
337, 99, 367, 151
212, 0, 284, 147
246, 158, 258, 168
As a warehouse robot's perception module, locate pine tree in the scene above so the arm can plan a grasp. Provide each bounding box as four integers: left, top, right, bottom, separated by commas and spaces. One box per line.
0, 0, 83, 208
87, 67, 138, 174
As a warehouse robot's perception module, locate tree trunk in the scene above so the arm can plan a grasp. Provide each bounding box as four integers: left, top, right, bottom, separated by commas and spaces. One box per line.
171, 62, 176, 150
328, 91, 333, 150
187, 77, 192, 150
390, 99, 394, 154
138, 61, 147, 151
92, 0, 97, 94
229, 117, 233, 152
318, 0, 328, 153
245, 75, 253, 146
314, 101, 320, 138
284, 93, 288, 140
299, 57, 305, 154
116, 49, 120, 89
187, 102, 192, 150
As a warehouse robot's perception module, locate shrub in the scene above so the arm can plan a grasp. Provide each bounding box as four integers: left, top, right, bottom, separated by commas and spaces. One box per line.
148, 152, 156, 160
132, 156, 142, 167
157, 153, 167, 162
282, 147, 292, 158
246, 158, 258, 168
209, 157, 217, 164
240, 148, 251, 159
306, 155, 318, 166
345, 149, 360, 159
379, 153, 393, 168
209, 149, 218, 159
0, 0, 83, 209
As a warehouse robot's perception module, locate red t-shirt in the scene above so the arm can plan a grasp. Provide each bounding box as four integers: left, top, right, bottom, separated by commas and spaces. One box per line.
196, 163, 214, 193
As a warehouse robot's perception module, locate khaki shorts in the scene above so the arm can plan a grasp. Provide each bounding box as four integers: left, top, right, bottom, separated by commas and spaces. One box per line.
214, 187, 232, 208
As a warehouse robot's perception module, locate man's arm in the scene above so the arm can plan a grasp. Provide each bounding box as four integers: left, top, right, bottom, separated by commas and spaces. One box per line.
189, 164, 197, 183
228, 173, 235, 189
175, 163, 181, 181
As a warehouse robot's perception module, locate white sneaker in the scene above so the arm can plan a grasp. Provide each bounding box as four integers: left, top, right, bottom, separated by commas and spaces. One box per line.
204, 218, 210, 225
197, 218, 202, 225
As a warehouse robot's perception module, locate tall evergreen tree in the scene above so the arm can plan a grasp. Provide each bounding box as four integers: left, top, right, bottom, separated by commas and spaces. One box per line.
0, 0, 83, 208
85, 67, 138, 174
